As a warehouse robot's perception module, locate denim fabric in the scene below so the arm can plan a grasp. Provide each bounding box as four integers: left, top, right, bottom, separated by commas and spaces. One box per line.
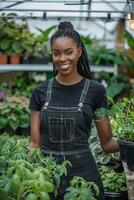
40, 78, 104, 200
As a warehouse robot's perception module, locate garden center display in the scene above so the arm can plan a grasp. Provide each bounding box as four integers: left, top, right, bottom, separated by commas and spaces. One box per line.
0, 1, 134, 199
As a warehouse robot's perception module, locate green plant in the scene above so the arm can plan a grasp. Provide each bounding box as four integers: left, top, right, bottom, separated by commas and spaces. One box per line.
89, 126, 120, 165
99, 165, 127, 192
31, 25, 56, 58
0, 16, 35, 56
95, 96, 134, 142
64, 176, 99, 200
0, 134, 71, 200
0, 96, 30, 131
123, 30, 134, 51
86, 42, 117, 66
106, 74, 132, 98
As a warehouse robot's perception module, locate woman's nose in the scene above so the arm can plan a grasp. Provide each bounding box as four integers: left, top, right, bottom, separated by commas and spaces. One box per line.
59, 54, 66, 62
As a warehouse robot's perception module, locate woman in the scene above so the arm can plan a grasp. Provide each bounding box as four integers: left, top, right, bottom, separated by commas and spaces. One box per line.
29, 21, 120, 200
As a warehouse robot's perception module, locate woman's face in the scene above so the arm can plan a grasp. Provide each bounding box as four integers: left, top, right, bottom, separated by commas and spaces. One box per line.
51, 37, 82, 76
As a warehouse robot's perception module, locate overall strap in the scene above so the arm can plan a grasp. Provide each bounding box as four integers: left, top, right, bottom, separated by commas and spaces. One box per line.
78, 78, 90, 108
44, 78, 53, 107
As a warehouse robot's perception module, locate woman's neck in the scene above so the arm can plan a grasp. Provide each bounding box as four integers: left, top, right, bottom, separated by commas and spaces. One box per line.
56, 73, 83, 85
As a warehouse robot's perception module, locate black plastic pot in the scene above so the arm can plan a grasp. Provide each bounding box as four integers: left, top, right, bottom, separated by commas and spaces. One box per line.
118, 140, 134, 171
105, 161, 123, 173
104, 191, 128, 200
125, 144, 134, 171
17, 125, 30, 136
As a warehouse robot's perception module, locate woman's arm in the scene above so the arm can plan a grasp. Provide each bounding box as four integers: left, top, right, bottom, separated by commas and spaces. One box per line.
95, 116, 119, 153
28, 110, 41, 149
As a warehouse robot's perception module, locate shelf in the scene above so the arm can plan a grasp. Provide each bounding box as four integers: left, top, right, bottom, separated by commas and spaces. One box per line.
0, 64, 116, 74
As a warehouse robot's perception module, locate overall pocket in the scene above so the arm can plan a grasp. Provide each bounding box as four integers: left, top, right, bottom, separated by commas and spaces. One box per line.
48, 117, 75, 143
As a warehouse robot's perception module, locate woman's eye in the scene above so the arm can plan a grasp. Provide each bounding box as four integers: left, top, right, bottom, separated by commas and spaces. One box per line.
66, 51, 73, 55
53, 52, 59, 56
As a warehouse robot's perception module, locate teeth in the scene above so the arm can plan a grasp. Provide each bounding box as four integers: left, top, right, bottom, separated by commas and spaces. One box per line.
60, 65, 69, 70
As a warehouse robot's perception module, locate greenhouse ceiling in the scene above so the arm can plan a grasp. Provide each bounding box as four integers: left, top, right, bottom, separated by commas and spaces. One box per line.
0, 0, 129, 20
0, 0, 133, 46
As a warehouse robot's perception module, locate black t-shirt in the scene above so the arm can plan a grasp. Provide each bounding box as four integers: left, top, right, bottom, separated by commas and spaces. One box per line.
29, 78, 108, 133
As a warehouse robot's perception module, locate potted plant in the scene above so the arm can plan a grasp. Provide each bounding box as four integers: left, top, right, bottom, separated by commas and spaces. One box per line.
64, 176, 99, 200
95, 96, 134, 171
89, 126, 122, 172
0, 15, 35, 64
0, 96, 30, 135
0, 17, 9, 64
85, 42, 117, 66
99, 165, 128, 200
22, 25, 56, 64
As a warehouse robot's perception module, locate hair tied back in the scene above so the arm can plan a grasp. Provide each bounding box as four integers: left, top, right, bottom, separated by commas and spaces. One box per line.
58, 21, 74, 31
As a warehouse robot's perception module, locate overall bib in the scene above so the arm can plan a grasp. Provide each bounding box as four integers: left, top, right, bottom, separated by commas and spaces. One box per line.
40, 78, 104, 200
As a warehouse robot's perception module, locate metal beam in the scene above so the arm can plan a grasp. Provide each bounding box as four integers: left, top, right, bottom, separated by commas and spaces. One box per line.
0, 0, 127, 3
0, 8, 128, 13
0, 14, 126, 21
0, 0, 29, 9
65, 1, 127, 5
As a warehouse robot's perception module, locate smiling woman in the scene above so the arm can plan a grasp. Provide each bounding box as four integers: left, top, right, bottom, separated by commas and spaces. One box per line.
51, 36, 82, 82
29, 21, 120, 200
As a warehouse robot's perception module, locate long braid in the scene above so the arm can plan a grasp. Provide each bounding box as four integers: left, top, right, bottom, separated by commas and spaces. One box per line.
50, 21, 92, 79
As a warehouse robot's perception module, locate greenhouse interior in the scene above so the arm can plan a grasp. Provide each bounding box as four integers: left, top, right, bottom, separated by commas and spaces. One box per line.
0, 0, 134, 200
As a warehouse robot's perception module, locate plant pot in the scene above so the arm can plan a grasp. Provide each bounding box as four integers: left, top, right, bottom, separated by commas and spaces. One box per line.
125, 143, 134, 171
118, 140, 134, 171
0, 54, 8, 64
104, 191, 128, 200
22, 56, 51, 64
5, 126, 15, 136
106, 161, 123, 173
10, 54, 21, 64
17, 125, 30, 136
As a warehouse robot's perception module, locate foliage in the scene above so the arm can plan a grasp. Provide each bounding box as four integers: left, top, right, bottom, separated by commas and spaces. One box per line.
10, 73, 41, 98
85, 43, 117, 66
106, 74, 132, 98
95, 96, 134, 142
0, 16, 35, 56
115, 49, 134, 69
123, 30, 134, 51
99, 165, 127, 192
89, 126, 120, 165
0, 134, 71, 200
64, 176, 99, 200
0, 96, 30, 131
32, 25, 56, 58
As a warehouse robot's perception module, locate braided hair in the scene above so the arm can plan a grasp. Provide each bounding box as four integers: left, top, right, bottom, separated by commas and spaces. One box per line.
50, 21, 92, 79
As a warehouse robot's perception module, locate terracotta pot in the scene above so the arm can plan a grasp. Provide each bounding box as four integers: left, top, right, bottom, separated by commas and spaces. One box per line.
0, 54, 8, 64
10, 54, 20, 64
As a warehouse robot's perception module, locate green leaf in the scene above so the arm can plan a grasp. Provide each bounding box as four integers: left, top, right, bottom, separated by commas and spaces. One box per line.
0, 118, 8, 129
9, 118, 20, 131
107, 82, 126, 98
123, 30, 134, 50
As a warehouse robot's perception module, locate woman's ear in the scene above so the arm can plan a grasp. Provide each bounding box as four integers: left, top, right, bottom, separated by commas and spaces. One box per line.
78, 47, 82, 58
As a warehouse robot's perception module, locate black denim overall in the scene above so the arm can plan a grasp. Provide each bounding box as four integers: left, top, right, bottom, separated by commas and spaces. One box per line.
40, 78, 104, 200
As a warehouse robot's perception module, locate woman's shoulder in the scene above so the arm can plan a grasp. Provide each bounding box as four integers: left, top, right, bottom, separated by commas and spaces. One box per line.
33, 80, 49, 93
89, 80, 106, 92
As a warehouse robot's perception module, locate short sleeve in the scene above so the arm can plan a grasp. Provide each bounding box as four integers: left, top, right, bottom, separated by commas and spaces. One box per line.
29, 88, 41, 111
94, 84, 108, 111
